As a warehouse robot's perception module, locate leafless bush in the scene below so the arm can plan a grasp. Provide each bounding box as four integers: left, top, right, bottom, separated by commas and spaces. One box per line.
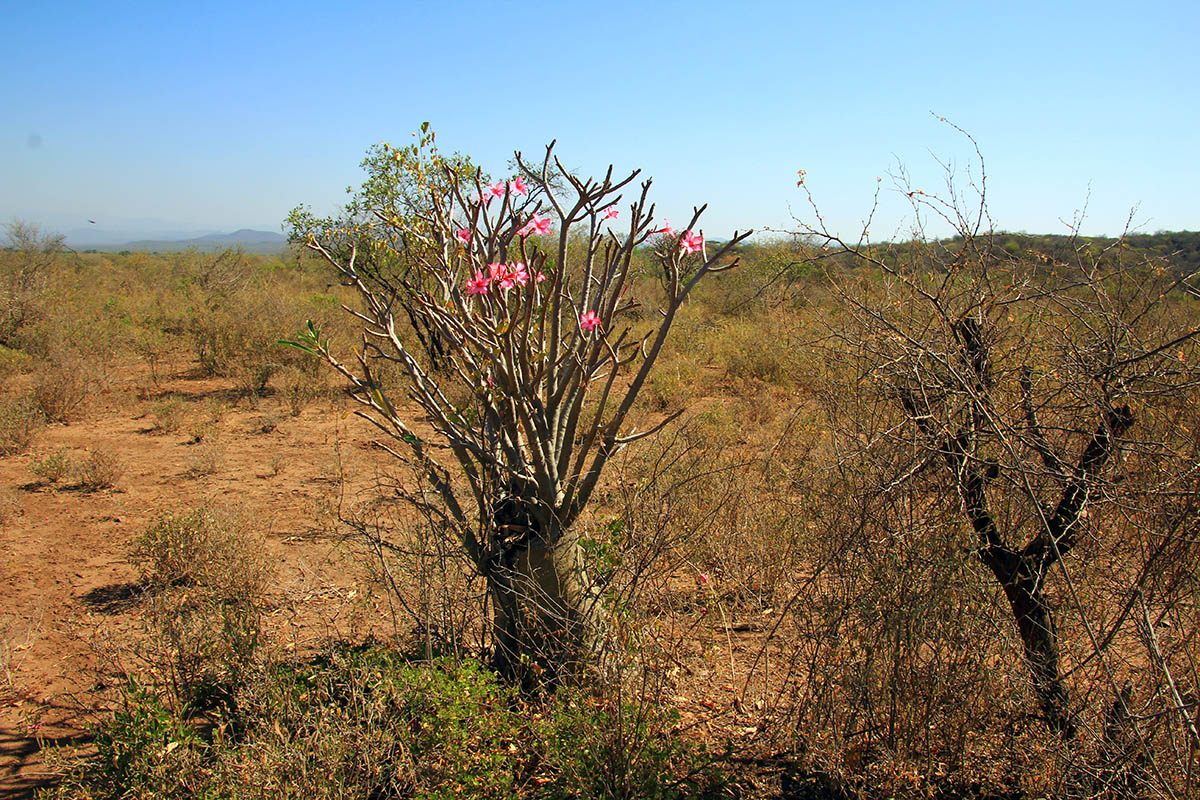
781, 127, 1200, 796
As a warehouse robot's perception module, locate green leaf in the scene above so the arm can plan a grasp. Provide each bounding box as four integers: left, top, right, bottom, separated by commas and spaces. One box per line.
278, 320, 325, 356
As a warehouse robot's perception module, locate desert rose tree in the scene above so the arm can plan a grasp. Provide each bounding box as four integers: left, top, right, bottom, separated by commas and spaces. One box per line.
289, 142, 751, 683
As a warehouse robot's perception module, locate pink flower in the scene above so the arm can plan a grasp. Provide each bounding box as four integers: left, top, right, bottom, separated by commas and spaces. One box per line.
510, 261, 528, 287
697, 572, 710, 585
488, 262, 523, 291
579, 310, 601, 332
679, 230, 704, 254
488, 182, 507, 199
655, 220, 675, 236
466, 270, 490, 296
602, 206, 619, 220
517, 214, 552, 237
456, 227, 471, 244
510, 176, 529, 196
535, 271, 547, 283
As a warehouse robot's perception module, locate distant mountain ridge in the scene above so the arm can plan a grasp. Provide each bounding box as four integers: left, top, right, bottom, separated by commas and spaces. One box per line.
82, 229, 287, 253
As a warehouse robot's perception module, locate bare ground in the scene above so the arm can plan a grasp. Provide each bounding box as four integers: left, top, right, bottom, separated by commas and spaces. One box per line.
0, 358, 391, 797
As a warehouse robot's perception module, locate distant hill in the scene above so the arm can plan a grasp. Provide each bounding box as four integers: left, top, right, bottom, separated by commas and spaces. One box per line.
84, 229, 287, 254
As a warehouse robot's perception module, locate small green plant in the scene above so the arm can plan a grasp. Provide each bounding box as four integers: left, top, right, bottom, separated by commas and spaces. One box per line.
29, 446, 72, 486
537, 688, 731, 799
46, 686, 205, 800
274, 364, 319, 416
44, 643, 730, 800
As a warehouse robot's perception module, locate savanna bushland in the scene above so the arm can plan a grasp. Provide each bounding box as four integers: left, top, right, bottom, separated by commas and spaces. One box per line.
2, 130, 1199, 799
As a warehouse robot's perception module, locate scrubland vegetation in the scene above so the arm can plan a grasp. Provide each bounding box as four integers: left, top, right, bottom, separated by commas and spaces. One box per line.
2, 136, 1199, 799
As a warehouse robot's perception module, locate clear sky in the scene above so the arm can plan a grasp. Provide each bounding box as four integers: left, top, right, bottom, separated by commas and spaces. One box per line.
2, 0, 1197, 243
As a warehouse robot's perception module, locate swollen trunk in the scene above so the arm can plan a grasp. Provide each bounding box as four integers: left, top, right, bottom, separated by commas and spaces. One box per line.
488, 527, 605, 687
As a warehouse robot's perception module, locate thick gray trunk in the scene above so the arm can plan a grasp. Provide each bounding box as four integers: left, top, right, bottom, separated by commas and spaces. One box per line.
487, 527, 606, 687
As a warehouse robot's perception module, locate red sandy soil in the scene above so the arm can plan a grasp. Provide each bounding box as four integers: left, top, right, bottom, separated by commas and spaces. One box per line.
0, 359, 393, 797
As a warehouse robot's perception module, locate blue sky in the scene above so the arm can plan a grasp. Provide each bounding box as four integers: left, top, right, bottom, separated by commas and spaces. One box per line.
2, 0, 1197, 243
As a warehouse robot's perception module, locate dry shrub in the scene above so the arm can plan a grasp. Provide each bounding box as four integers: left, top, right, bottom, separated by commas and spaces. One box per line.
641, 355, 701, 414
184, 440, 223, 477
151, 397, 186, 434
256, 412, 282, 434
187, 276, 319, 401
130, 324, 170, 384
0, 221, 55, 347
766, 169, 1200, 795
273, 364, 321, 416
130, 506, 271, 712
0, 343, 32, 378
31, 356, 93, 422
620, 416, 818, 612
1, 610, 42, 689
76, 448, 123, 491
704, 314, 794, 389
0, 394, 42, 455
339, 489, 485, 659
133, 506, 266, 597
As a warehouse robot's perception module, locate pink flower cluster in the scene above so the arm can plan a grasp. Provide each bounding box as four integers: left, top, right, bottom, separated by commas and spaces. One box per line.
465, 261, 546, 296
478, 176, 529, 205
